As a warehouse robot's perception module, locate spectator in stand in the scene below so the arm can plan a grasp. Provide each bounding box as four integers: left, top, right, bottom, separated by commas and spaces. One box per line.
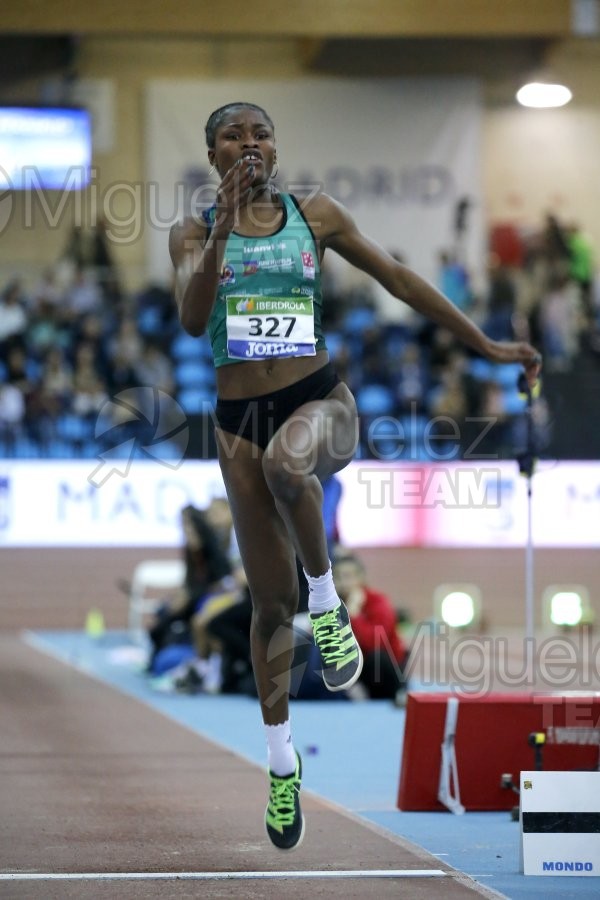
29, 267, 64, 313
91, 215, 122, 307
332, 553, 408, 700
107, 317, 144, 392
3, 344, 48, 444
392, 342, 427, 414
438, 250, 471, 312
5, 344, 30, 390
0, 383, 26, 447
360, 322, 388, 386
566, 222, 595, 325
421, 325, 461, 383
538, 273, 583, 372
65, 265, 103, 319
483, 254, 517, 343
543, 214, 572, 283
62, 225, 88, 270
39, 347, 74, 419
133, 339, 175, 395
136, 281, 180, 348
473, 380, 513, 457
27, 297, 68, 359
70, 342, 109, 418
429, 353, 469, 421
0, 280, 27, 352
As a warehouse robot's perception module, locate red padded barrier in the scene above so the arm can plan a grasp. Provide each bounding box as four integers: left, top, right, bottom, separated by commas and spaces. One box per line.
398, 692, 600, 811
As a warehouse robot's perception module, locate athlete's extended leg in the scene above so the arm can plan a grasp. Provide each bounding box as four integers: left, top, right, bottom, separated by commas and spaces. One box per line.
216, 430, 305, 850
216, 432, 298, 725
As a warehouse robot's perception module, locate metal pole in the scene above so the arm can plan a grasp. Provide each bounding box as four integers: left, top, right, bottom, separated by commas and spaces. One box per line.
517, 373, 536, 643
525, 469, 534, 643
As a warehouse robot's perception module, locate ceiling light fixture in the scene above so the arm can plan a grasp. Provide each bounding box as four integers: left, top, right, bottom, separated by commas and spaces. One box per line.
516, 81, 573, 109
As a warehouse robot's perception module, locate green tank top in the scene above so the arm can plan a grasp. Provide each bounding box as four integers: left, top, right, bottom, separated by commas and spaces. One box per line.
206, 192, 327, 367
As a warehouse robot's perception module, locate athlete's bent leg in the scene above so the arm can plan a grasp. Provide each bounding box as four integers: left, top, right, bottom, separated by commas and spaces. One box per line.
261, 381, 358, 576
261, 382, 363, 692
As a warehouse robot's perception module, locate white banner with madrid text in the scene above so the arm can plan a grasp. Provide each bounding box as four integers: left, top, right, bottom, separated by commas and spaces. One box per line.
0, 460, 598, 548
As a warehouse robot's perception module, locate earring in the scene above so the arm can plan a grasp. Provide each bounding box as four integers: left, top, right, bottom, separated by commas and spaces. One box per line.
208, 164, 216, 176
270, 161, 279, 179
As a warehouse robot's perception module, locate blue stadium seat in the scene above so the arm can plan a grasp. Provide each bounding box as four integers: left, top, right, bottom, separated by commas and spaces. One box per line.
171, 331, 202, 361
137, 306, 164, 337
45, 439, 76, 459
171, 331, 214, 363
142, 438, 185, 462
399, 413, 428, 441
493, 362, 523, 389
367, 416, 404, 460
468, 358, 494, 381
355, 384, 395, 417
12, 436, 40, 458
80, 440, 103, 459
324, 330, 345, 361
175, 359, 215, 390
178, 386, 215, 414
342, 307, 378, 333
25, 359, 42, 381
502, 388, 527, 416
55, 414, 94, 443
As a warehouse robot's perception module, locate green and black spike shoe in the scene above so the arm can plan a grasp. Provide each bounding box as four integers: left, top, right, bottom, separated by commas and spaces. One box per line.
265, 752, 305, 851
309, 602, 364, 691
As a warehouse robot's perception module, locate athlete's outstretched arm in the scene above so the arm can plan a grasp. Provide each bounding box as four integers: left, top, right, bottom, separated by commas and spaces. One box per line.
314, 194, 541, 384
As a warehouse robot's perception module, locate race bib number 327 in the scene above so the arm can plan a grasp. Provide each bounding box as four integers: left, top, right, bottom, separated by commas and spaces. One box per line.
226, 295, 317, 360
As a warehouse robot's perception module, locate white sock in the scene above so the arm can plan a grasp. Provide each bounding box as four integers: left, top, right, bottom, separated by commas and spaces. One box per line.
304, 565, 340, 615
265, 720, 296, 776
202, 653, 222, 694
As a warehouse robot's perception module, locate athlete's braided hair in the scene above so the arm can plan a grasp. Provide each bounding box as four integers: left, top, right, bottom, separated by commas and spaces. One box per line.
204, 102, 274, 148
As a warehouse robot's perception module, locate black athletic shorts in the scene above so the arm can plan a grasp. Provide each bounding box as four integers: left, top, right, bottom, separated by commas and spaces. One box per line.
214, 361, 340, 451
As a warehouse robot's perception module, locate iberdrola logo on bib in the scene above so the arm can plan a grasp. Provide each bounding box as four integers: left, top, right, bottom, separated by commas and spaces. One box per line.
235, 298, 255, 313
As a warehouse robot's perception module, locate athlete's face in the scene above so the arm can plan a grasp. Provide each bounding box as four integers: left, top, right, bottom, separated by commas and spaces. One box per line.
209, 108, 276, 185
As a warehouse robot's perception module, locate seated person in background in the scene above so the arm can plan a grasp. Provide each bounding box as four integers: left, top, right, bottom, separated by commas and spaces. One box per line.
332, 553, 408, 700
147, 504, 233, 678
181, 497, 248, 693
204, 496, 245, 586
206, 585, 255, 696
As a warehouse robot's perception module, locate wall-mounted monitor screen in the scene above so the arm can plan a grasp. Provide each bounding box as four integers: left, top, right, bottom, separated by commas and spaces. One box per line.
0, 106, 91, 190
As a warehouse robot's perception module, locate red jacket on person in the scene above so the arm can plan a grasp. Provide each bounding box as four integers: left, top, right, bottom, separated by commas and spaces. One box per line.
349, 587, 406, 663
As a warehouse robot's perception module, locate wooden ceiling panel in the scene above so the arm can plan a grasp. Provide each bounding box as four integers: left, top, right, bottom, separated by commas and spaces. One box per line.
0, 0, 572, 39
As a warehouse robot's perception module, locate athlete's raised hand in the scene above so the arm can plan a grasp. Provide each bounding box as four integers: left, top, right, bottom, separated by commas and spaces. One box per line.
214, 158, 256, 232
486, 340, 542, 388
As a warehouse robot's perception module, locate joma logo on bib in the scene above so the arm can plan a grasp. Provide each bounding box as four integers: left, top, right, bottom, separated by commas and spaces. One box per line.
245, 342, 300, 358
